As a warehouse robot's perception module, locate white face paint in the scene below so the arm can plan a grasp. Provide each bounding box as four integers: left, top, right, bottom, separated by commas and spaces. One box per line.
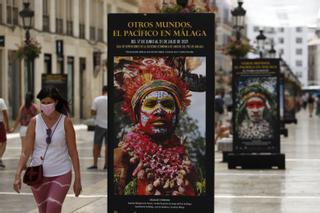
139, 90, 177, 136
246, 97, 266, 122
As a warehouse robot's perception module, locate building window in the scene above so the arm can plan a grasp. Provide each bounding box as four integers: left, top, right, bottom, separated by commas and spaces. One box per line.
278, 37, 284, 44
44, 54, 52, 74
90, 27, 96, 40
295, 72, 302, 78
296, 60, 302, 67
79, 0, 85, 38
56, 0, 64, 34
296, 27, 302, 32
43, 0, 50, 32
279, 27, 284, 32
266, 27, 274, 33
79, 24, 85, 39
56, 18, 63, 34
90, 0, 96, 41
279, 48, 284, 54
269, 38, 274, 44
66, 21, 73, 36
253, 26, 259, 32
296, 37, 303, 43
67, 57, 74, 115
66, 0, 73, 36
296, 48, 303, 55
6, 0, 18, 25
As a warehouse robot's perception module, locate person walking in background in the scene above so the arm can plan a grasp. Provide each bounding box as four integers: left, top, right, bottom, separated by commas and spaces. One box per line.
223, 91, 233, 121
13, 87, 82, 213
316, 95, 320, 117
307, 93, 315, 117
214, 91, 225, 129
302, 93, 308, 110
0, 98, 10, 169
88, 85, 108, 170
11, 92, 39, 153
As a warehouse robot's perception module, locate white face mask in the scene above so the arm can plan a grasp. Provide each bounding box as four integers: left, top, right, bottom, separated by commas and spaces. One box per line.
40, 103, 56, 116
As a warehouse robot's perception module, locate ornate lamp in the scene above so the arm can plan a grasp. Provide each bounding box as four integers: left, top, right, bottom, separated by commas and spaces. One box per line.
256, 30, 267, 58
19, 2, 34, 42
231, 1, 246, 41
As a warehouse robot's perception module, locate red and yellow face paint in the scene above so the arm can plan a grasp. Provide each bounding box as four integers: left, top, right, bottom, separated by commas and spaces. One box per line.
138, 91, 177, 137
245, 97, 266, 122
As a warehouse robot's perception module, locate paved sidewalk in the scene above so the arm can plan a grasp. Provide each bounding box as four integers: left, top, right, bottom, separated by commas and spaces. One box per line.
215, 110, 320, 213
0, 125, 107, 213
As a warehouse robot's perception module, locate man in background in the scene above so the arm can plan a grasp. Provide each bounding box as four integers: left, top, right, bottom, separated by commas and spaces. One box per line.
88, 86, 108, 170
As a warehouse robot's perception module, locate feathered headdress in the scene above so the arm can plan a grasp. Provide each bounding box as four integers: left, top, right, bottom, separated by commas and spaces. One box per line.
121, 58, 191, 122
236, 83, 276, 125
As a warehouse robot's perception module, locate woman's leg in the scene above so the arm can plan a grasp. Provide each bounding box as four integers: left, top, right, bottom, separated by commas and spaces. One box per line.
31, 178, 51, 213
45, 171, 72, 213
0, 142, 6, 168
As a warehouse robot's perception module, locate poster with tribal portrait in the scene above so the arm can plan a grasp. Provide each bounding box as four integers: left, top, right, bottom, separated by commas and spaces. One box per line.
108, 13, 214, 213
233, 59, 280, 153
113, 56, 206, 197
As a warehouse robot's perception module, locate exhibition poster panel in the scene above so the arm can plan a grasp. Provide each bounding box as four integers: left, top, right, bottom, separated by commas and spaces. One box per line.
108, 13, 214, 213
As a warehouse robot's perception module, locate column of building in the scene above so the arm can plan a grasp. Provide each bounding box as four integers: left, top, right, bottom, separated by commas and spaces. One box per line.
33, 0, 44, 95
0, 1, 8, 100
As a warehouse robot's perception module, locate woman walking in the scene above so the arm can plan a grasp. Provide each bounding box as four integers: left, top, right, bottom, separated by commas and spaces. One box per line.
308, 94, 315, 117
13, 87, 82, 213
11, 92, 39, 152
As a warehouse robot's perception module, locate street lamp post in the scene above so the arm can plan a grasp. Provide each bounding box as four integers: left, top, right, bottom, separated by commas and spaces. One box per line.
268, 41, 277, 59
256, 30, 266, 58
19, 2, 34, 94
231, 1, 246, 42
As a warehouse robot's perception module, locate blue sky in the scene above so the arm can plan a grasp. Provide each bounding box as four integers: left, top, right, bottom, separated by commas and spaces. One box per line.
244, 0, 320, 27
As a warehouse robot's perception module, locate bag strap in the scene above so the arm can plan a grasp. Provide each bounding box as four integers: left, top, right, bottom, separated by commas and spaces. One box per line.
41, 114, 63, 162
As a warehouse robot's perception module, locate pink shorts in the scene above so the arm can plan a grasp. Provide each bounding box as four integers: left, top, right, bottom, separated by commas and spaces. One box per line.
0, 122, 6, 143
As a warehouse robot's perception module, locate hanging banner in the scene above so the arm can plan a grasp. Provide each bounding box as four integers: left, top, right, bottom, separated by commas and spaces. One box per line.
108, 13, 214, 213
233, 59, 280, 153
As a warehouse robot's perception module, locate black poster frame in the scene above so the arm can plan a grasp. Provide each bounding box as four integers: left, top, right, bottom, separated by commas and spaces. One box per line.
107, 13, 214, 213
232, 58, 281, 154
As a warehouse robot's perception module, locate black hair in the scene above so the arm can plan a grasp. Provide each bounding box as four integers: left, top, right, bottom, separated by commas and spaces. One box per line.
102, 85, 108, 93
36, 87, 70, 116
24, 92, 34, 108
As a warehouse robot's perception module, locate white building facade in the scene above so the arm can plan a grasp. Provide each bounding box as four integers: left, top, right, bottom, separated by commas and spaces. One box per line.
0, 0, 109, 120
247, 25, 309, 86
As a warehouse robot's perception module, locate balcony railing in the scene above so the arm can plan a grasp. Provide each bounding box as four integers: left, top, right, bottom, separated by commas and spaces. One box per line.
79, 24, 85, 39
56, 18, 63, 34
90, 26, 96, 41
66, 20, 73, 36
43, 15, 50, 32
